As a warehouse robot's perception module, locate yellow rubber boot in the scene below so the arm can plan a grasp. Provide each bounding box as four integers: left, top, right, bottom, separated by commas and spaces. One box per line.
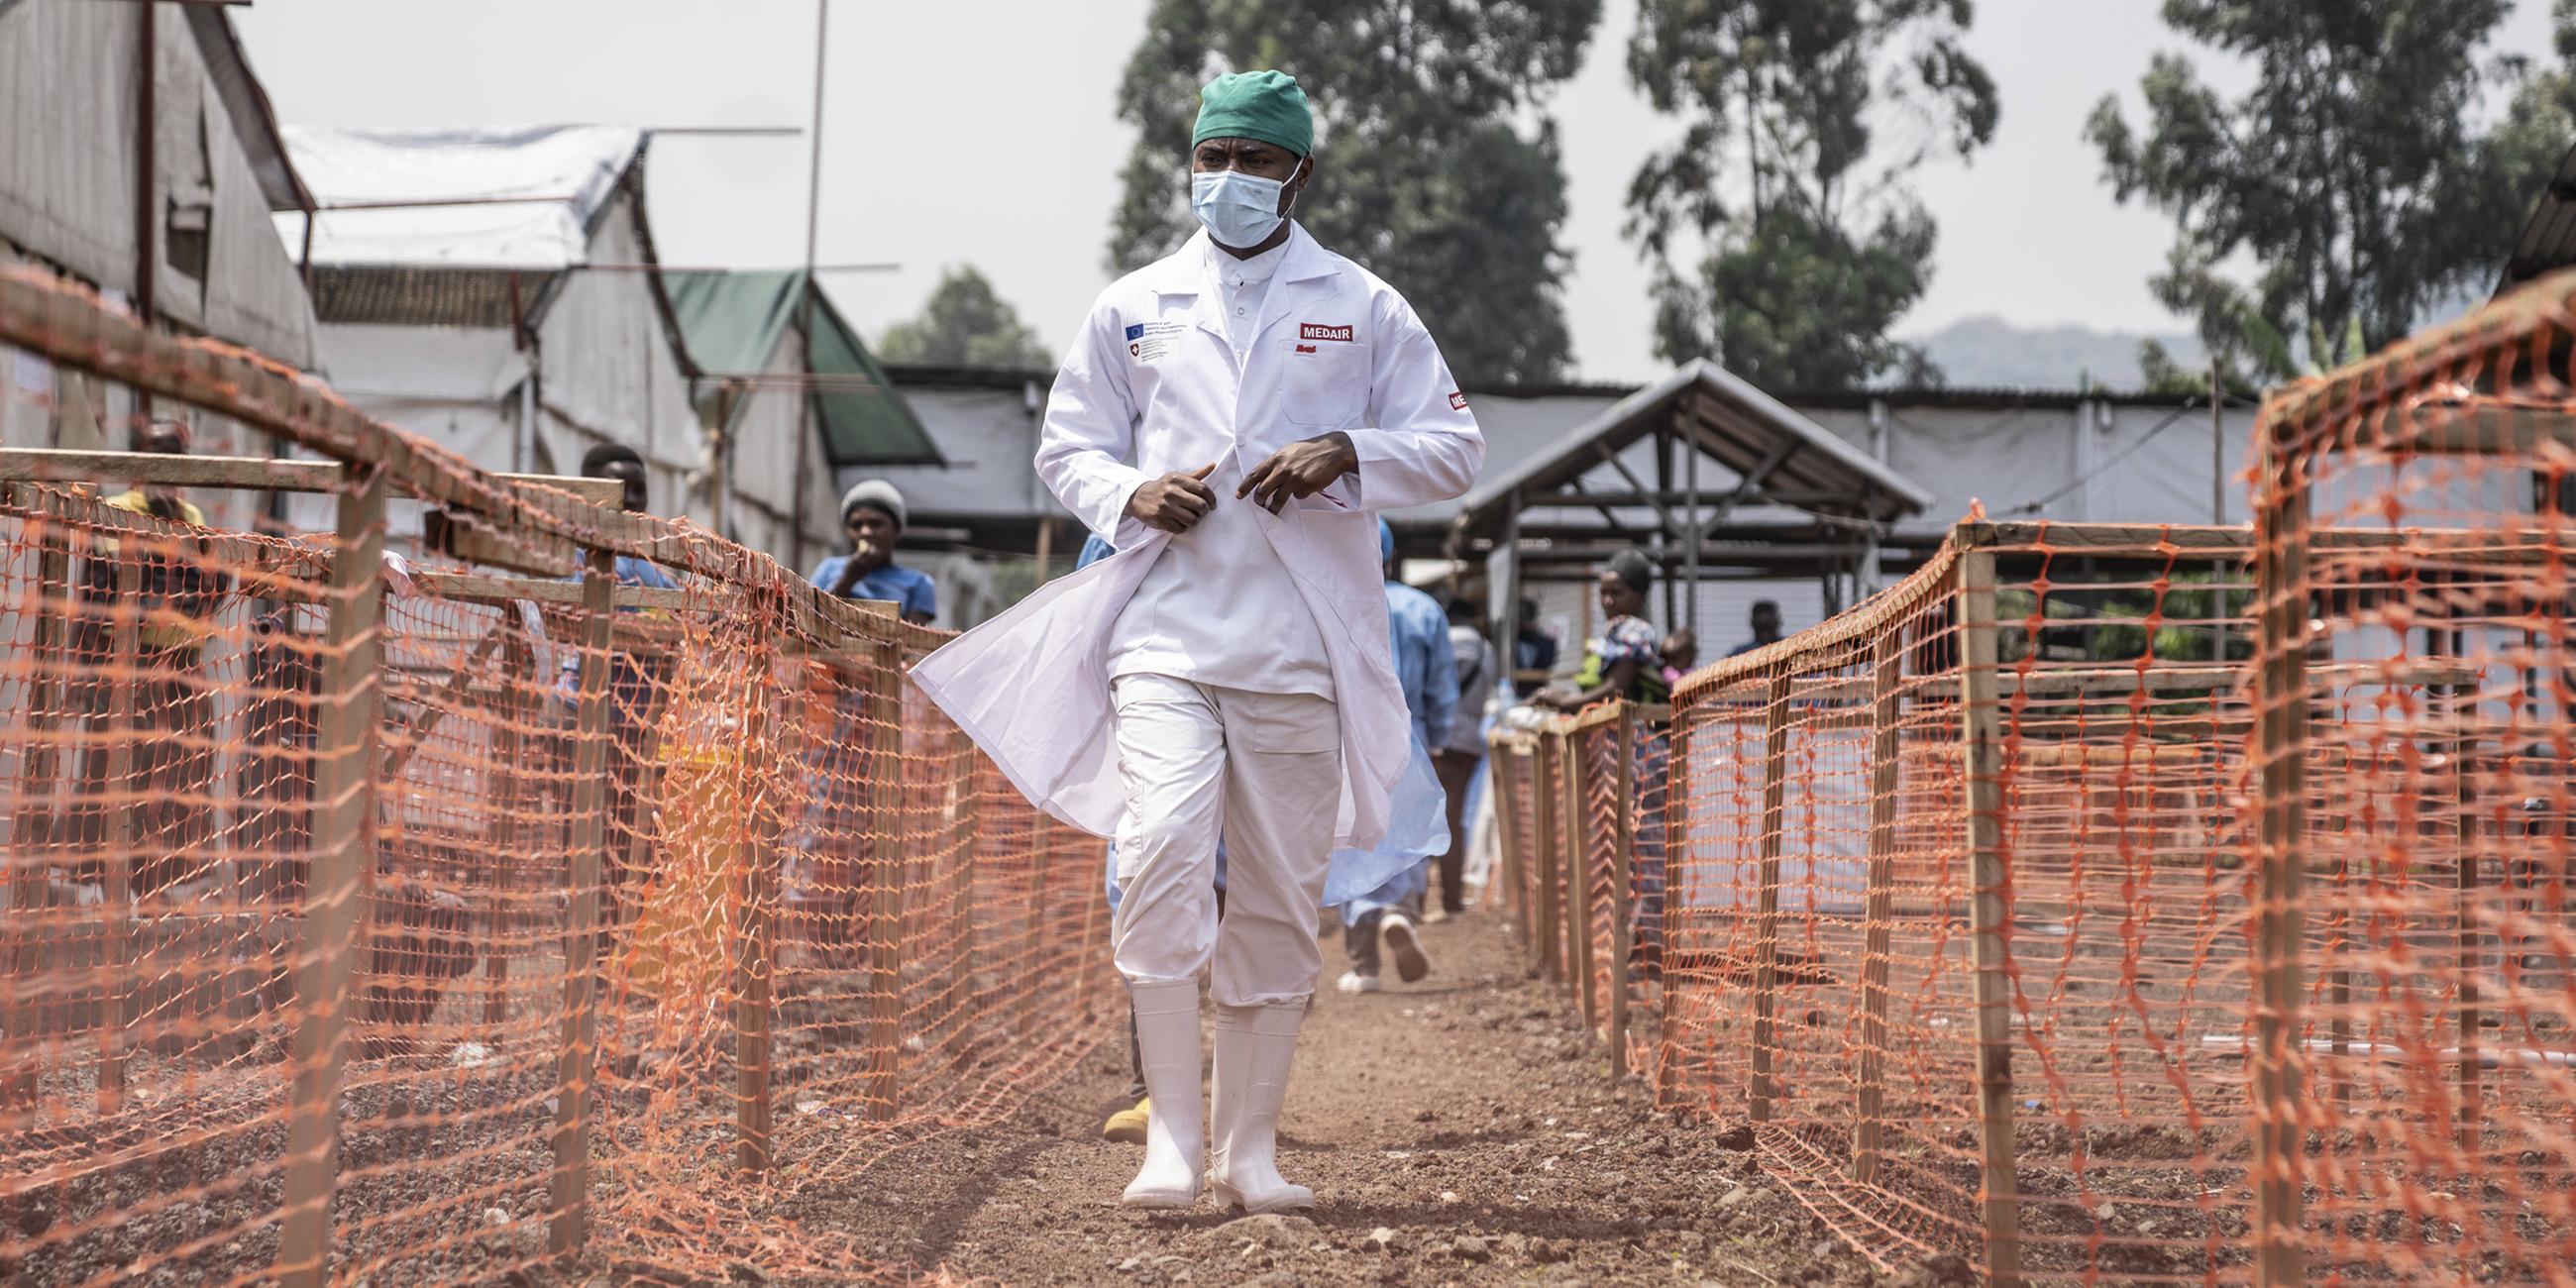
1102, 1096, 1150, 1144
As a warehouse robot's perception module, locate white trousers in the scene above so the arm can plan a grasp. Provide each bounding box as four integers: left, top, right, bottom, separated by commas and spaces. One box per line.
1110, 674, 1340, 1007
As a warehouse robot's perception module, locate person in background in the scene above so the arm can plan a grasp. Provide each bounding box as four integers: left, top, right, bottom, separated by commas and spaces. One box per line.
1431, 594, 1494, 919
1514, 594, 1558, 675
1726, 598, 1783, 658
1660, 628, 1698, 691
85, 418, 227, 898
1539, 549, 1667, 712
811, 480, 936, 626
1336, 521, 1458, 993
1537, 548, 1674, 967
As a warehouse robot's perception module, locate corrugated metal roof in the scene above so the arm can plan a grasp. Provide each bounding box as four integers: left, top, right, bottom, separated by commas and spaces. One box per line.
664, 269, 942, 468
276, 124, 644, 270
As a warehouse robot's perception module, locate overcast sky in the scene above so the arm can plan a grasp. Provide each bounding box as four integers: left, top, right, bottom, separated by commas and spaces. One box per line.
234, 0, 2562, 383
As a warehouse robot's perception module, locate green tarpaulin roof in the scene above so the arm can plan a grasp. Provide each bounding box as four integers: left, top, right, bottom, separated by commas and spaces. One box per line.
663, 269, 942, 468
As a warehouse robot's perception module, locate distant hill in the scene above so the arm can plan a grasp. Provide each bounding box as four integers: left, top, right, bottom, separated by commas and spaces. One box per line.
1904, 315, 2205, 392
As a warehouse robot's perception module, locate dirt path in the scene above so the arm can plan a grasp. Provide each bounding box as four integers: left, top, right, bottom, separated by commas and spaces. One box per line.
785, 914, 1926, 1286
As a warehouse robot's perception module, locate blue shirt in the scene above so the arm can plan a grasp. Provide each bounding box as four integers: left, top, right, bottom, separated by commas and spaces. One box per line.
809, 557, 937, 623
1384, 581, 1458, 750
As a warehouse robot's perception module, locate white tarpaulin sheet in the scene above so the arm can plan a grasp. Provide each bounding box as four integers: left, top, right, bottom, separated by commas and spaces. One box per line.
275, 124, 643, 269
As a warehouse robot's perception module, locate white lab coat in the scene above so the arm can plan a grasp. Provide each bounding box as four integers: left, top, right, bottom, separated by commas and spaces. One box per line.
912, 224, 1483, 850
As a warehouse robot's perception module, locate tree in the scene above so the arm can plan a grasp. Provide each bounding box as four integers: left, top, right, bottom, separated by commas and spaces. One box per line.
876, 267, 1052, 369
2087, 1, 2558, 385
1626, 0, 1999, 390
1106, 1, 1599, 385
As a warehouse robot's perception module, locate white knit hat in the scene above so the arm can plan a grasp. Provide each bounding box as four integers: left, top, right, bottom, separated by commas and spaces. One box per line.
840, 479, 907, 529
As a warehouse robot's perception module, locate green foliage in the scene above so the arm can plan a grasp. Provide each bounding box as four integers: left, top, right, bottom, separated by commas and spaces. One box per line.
876, 267, 1052, 370
1105, 0, 1599, 385
1626, 0, 1998, 390
2087, 1, 2565, 384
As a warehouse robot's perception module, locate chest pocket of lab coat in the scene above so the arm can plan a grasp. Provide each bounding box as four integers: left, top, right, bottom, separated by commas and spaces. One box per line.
1277, 339, 1367, 429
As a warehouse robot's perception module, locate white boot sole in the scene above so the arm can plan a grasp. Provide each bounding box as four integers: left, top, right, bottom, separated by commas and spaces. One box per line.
1210, 1180, 1314, 1215
1121, 1185, 1201, 1210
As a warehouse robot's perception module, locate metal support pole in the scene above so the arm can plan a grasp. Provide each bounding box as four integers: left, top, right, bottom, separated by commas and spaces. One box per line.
1683, 422, 1700, 633
2210, 359, 2227, 525
274, 464, 388, 1288
786, 0, 830, 577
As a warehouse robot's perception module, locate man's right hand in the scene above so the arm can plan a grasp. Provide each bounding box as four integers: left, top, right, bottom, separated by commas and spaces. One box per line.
1126, 463, 1219, 533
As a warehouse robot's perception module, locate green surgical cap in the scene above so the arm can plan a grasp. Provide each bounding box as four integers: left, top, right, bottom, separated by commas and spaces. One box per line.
1192, 70, 1313, 158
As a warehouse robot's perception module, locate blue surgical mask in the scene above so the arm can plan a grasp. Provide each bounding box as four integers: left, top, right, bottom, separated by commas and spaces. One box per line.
1191, 168, 1289, 250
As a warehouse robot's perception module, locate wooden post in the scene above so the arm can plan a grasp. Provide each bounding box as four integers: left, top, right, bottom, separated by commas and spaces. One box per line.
4, 500, 71, 1109
1656, 716, 1692, 1106
1958, 546, 2025, 1287
273, 464, 388, 1288
1490, 738, 1529, 944
1532, 735, 1562, 981
547, 546, 615, 1259
95, 558, 142, 1112
2446, 658, 2480, 1155
2249, 455, 2309, 1288
1854, 629, 1903, 1184
939, 722, 978, 1036
735, 677, 777, 1175
1749, 675, 1791, 1125
1565, 726, 1598, 1031
484, 633, 529, 1030
863, 636, 905, 1122
1607, 705, 1637, 1080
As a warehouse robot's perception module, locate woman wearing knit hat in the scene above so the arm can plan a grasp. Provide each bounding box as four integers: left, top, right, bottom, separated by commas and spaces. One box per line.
809, 479, 936, 626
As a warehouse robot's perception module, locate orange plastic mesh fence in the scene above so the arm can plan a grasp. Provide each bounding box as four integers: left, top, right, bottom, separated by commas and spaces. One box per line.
2244, 268, 2576, 1284
0, 268, 1117, 1285
1489, 502, 2541, 1282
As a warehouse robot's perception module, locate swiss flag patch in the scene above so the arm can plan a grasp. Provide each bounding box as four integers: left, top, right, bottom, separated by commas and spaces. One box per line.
1449, 390, 1469, 411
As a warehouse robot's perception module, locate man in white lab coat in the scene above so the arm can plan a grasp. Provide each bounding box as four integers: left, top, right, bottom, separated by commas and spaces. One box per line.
910, 69, 1481, 1214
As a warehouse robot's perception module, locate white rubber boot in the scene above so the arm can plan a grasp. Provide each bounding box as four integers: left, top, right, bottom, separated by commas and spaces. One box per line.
1209, 1000, 1315, 1214
1122, 980, 1204, 1209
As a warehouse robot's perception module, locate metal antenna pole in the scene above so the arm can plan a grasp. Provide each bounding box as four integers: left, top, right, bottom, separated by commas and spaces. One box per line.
787, 0, 830, 574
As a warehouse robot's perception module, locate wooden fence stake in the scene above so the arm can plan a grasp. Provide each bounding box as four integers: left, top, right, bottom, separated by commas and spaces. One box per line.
1656, 717, 1691, 1106
1607, 705, 1637, 1080
1957, 546, 2025, 1287
1491, 738, 1530, 946
735, 676, 778, 1175
863, 637, 905, 1122
547, 546, 615, 1259
2445, 657, 2480, 1155
1533, 735, 1562, 982
95, 558, 142, 1113
1854, 629, 1902, 1185
3, 501, 71, 1110
1749, 674, 1791, 1126
273, 464, 387, 1288
1565, 727, 1598, 1033
2249, 454, 2309, 1288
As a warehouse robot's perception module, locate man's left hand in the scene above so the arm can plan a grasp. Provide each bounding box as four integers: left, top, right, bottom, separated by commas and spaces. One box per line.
1238, 431, 1357, 513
